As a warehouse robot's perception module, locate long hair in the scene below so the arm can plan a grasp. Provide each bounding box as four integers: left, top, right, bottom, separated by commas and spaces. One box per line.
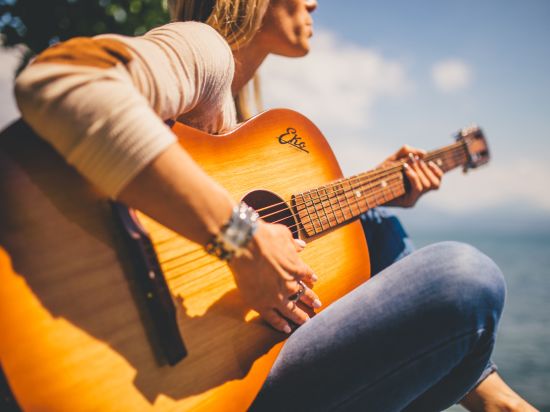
168, 0, 269, 121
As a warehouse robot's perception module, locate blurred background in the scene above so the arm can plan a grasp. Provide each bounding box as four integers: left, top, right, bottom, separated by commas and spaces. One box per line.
1, 0, 549, 410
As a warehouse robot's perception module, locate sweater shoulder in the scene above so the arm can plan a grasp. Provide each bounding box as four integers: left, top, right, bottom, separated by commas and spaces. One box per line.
144, 21, 233, 73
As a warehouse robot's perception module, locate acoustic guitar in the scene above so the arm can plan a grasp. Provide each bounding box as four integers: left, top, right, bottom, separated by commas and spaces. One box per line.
0, 109, 489, 411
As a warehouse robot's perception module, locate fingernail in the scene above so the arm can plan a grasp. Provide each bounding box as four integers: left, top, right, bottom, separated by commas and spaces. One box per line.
313, 298, 323, 308
408, 153, 415, 160
414, 155, 420, 161
311, 273, 318, 282
283, 325, 292, 334
295, 239, 307, 247
403, 163, 409, 169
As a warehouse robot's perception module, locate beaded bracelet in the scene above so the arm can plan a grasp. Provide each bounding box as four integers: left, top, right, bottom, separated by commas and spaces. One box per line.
205, 202, 259, 261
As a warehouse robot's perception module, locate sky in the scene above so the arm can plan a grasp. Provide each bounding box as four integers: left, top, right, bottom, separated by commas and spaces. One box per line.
1, 0, 549, 234
261, 0, 550, 234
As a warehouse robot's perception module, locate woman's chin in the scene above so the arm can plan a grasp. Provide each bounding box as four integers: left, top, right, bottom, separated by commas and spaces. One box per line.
279, 42, 310, 58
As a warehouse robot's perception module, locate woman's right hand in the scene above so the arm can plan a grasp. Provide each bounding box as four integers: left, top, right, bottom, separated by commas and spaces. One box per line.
229, 220, 322, 334
117, 143, 321, 334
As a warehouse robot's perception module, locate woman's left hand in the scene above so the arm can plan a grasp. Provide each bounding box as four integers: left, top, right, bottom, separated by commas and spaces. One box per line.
380, 145, 444, 208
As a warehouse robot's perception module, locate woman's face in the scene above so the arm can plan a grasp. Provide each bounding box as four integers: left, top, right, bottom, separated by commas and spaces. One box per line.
256, 0, 318, 57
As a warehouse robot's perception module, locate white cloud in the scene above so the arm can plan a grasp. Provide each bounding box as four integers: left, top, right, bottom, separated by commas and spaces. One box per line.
261, 30, 412, 131
261, 34, 550, 214
431, 59, 472, 93
418, 157, 550, 213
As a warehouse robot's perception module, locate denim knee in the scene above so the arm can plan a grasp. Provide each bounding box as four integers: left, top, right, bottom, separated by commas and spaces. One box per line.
426, 241, 506, 333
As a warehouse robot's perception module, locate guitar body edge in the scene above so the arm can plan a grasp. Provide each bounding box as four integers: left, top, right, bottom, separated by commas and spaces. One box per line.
0, 111, 370, 411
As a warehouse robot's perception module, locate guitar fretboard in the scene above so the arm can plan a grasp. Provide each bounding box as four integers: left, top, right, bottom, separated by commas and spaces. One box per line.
294, 141, 468, 237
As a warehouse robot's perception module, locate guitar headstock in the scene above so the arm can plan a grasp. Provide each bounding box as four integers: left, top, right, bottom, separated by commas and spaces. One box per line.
456, 125, 490, 171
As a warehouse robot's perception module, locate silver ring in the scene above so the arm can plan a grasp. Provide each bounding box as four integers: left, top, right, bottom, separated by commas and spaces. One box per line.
288, 280, 307, 302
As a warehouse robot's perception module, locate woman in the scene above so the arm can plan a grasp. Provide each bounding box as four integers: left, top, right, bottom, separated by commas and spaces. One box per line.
13, 0, 535, 410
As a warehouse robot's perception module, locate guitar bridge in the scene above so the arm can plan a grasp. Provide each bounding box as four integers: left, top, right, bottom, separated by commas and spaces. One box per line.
111, 201, 187, 366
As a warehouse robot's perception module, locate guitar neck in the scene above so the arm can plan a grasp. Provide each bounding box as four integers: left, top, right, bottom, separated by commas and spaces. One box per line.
294, 140, 468, 237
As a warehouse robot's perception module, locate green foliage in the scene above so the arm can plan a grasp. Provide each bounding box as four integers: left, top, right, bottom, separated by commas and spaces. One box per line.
0, 0, 169, 56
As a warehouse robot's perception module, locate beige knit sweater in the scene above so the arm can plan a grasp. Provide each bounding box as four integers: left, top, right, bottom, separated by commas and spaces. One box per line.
15, 22, 237, 197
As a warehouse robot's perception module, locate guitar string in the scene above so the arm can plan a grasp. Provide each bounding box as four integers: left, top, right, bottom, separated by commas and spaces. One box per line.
247, 142, 466, 217
258, 147, 467, 225
295, 147, 467, 221
155, 147, 467, 263
162, 176, 408, 282
156, 149, 467, 270
156, 171, 407, 258
158, 174, 406, 268
162, 153, 468, 283
160, 175, 406, 273
165, 168, 475, 287
162, 176, 406, 280
163, 152, 473, 287
156, 168, 408, 253
255, 143, 465, 215
286, 175, 406, 232
152, 143, 466, 250
156, 145, 467, 252
154, 143, 466, 251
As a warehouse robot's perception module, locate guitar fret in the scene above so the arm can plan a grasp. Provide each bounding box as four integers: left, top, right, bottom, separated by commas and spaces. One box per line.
365, 176, 377, 210
323, 187, 337, 226
323, 186, 339, 225
314, 190, 326, 232
372, 177, 385, 208
310, 192, 324, 234
426, 143, 468, 173
382, 179, 389, 203
313, 188, 329, 230
302, 192, 319, 236
362, 176, 375, 210
362, 176, 372, 210
292, 133, 484, 239
388, 177, 396, 200
349, 178, 363, 215
364, 180, 373, 209
308, 191, 324, 232
329, 183, 346, 220
432, 156, 445, 171
335, 183, 347, 221
315, 187, 330, 227
334, 187, 343, 223
329, 183, 341, 221
343, 180, 357, 217
338, 181, 354, 219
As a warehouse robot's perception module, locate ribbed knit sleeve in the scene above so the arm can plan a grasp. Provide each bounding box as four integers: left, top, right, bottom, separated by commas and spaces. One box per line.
14, 22, 236, 198
15, 63, 176, 197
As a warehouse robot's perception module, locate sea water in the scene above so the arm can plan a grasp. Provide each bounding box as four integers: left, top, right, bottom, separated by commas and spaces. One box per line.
412, 232, 550, 411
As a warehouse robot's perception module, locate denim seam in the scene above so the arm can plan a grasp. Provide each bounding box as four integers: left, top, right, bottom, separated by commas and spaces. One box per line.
331, 327, 487, 411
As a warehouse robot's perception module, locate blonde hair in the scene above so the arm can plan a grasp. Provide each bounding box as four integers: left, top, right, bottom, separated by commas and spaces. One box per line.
168, 0, 269, 121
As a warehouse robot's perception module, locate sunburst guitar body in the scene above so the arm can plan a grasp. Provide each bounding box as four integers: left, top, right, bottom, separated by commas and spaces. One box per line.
0, 109, 490, 411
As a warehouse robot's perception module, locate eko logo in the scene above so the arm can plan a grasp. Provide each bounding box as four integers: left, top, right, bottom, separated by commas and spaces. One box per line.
277, 127, 309, 153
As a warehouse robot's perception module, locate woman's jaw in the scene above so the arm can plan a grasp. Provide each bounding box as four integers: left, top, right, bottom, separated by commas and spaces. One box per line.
255, 0, 317, 58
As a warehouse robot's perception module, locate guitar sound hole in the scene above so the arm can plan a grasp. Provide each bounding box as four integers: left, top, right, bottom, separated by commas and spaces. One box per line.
241, 190, 299, 239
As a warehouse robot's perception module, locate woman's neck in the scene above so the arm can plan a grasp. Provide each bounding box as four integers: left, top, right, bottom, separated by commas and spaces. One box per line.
231, 42, 269, 96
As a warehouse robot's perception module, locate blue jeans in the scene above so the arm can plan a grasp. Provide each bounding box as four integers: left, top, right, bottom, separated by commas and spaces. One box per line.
251, 210, 505, 411
359, 208, 416, 276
